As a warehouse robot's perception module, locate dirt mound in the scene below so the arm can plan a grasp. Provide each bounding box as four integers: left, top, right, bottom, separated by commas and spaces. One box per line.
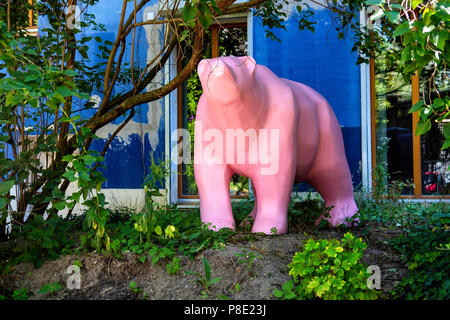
1, 228, 407, 300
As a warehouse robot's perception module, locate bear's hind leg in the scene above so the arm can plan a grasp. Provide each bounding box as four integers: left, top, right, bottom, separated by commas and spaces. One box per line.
307, 166, 358, 227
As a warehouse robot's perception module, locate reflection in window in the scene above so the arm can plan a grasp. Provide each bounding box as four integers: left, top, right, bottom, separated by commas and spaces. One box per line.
420, 64, 450, 196
374, 51, 414, 195
179, 26, 248, 197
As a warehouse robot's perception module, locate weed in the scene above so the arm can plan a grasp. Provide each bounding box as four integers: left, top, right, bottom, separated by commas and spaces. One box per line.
186, 256, 222, 298
166, 256, 182, 275
11, 287, 31, 300
288, 192, 332, 229
39, 282, 62, 296
9, 215, 76, 268
235, 249, 261, 274
129, 281, 148, 299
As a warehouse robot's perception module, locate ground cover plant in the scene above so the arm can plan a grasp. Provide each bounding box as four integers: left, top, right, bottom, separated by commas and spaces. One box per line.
0, 0, 448, 302
1, 180, 448, 300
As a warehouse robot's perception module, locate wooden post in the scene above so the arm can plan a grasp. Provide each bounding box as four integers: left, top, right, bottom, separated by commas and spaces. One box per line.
411, 72, 422, 196
211, 25, 219, 58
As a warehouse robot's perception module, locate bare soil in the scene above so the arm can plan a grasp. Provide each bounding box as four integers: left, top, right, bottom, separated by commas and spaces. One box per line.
0, 222, 407, 300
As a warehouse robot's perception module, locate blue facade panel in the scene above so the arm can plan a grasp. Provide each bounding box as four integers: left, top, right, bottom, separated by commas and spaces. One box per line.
38, 0, 166, 189
253, 8, 362, 188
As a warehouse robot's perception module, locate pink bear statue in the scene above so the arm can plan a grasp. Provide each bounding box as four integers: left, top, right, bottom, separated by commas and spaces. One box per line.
193, 56, 358, 234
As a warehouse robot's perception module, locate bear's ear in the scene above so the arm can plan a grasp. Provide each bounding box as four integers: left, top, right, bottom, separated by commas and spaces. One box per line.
243, 56, 256, 76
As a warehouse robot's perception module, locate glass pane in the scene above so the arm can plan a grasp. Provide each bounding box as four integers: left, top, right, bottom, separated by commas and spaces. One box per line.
420, 64, 450, 195
374, 52, 414, 195
218, 27, 248, 57
218, 27, 249, 196
179, 26, 248, 196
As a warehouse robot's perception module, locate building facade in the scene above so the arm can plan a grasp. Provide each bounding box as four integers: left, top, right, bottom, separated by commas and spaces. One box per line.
36, 0, 448, 213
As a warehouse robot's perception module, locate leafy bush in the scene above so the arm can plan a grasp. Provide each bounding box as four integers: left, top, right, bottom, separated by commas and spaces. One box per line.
11, 287, 31, 300
288, 193, 331, 228
10, 215, 76, 267
391, 210, 449, 300
275, 233, 378, 300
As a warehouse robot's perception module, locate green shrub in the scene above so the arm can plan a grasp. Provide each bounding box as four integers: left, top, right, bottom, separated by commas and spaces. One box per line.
391, 210, 449, 300
11, 215, 75, 267
11, 287, 31, 300
166, 256, 182, 275
275, 233, 378, 300
288, 193, 331, 228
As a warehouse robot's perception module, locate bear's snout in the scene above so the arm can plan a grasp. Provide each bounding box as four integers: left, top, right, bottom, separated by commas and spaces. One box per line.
197, 59, 209, 79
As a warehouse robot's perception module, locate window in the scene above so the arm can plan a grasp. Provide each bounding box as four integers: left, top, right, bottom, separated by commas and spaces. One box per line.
27, 0, 38, 32
1, 0, 37, 32
371, 55, 450, 197
176, 22, 248, 200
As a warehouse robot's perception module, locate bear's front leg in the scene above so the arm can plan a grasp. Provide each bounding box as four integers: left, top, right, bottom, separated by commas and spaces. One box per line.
251, 168, 295, 235
194, 163, 235, 231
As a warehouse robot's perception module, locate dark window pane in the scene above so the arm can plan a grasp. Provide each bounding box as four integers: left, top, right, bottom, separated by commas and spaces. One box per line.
218, 27, 247, 57
420, 64, 450, 195
179, 26, 248, 196
374, 53, 414, 195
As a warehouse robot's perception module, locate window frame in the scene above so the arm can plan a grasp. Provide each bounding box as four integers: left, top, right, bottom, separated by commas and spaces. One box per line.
369, 60, 449, 199
175, 21, 249, 201
26, 0, 38, 34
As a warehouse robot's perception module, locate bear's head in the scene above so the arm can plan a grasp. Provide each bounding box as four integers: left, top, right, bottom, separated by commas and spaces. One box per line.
197, 56, 257, 106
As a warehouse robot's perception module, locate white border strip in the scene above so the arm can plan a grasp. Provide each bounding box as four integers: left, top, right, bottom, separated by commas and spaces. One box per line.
360, 8, 372, 193
164, 51, 171, 205
169, 49, 179, 204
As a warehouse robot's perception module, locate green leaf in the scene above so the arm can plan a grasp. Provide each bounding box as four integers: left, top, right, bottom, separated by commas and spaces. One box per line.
53, 201, 66, 211
62, 69, 78, 77
273, 289, 283, 298
202, 256, 211, 281
437, 30, 448, 51
441, 138, 450, 150
316, 283, 330, 297
415, 119, 431, 136
56, 86, 75, 97
0, 180, 15, 195
385, 10, 400, 24
282, 280, 294, 291
390, 4, 404, 10
444, 122, 450, 138
154, 225, 162, 236
198, 2, 213, 29
432, 98, 445, 111
182, 4, 197, 27
62, 170, 77, 182
393, 22, 411, 37
210, 277, 222, 285
61, 154, 74, 162
307, 279, 320, 290
5, 92, 25, 106
364, 0, 385, 5
409, 100, 424, 113
411, 0, 422, 9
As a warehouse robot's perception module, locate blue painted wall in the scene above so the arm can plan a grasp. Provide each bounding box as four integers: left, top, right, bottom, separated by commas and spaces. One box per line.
38, 2, 363, 193
39, 0, 166, 189
253, 8, 362, 188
